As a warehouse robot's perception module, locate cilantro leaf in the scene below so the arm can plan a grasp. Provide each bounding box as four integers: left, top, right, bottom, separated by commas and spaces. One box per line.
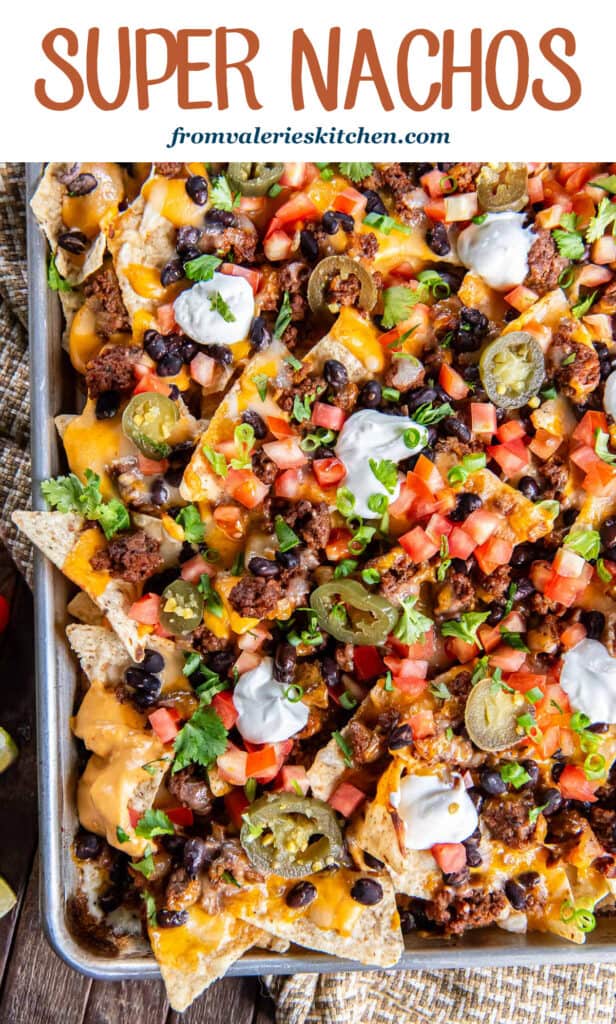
590, 176, 616, 195
369, 458, 398, 495
571, 290, 598, 319
184, 254, 222, 282
381, 286, 425, 329
198, 573, 224, 618
500, 629, 530, 652
134, 809, 174, 840
40, 474, 84, 513
586, 197, 616, 243
96, 499, 131, 540
40, 470, 129, 539
210, 175, 237, 212
273, 291, 293, 340
209, 291, 236, 323
172, 705, 228, 773
564, 528, 601, 561
441, 611, 490, 647
251, 374, 268, 402
203, 445, 228, 478
116, 826, 130, 843
274, 515, 300, 552
430, 681, 452, 700
552, 228, 585, 261
339, 162, 373, 182
142, 891, 157, 926
334, 559, 358, 578
393, 595, 433, 645
413, 402, 454, 426
176, 504, 205, 543
131, 845, 155, 878
47, 254, 73, 292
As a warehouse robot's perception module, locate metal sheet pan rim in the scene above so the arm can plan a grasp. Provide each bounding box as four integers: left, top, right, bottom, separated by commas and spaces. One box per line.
26, 161, 616, 981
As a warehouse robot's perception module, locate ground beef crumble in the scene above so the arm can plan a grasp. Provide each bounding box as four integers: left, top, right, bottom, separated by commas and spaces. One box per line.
83, 265, 131, 338
228, 576, 281, 618
191, 624, 230, 655
167, 765, 213, 816
90, 530, 163, 583
525, 229, 569, 296
282, 500, 331, 550
481, 794, 537, 849
425, 887, 507, 935
85, 345, 138, 399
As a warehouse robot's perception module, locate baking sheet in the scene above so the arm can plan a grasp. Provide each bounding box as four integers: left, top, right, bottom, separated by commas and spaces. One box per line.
25, 161, 616, 979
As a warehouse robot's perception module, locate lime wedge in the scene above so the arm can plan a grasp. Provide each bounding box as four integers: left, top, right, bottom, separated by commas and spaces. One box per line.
0, 876, 16, 919
0, 727, 18, 773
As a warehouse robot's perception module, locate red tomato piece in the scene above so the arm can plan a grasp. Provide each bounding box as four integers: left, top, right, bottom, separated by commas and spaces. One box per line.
444, 637, 478, 664
217, 743, 248, 786
181, 554, 214, 584
474, 536, 514, 575
262, 438, 308, 469
226, 469, 270, 510
266, 416, 294, 439
431, 843, 466, 874
439, 364, 469, 400
392, 676, 428, 697
572, 410, 609, 447
413, 454, 446, 494
504, 285, 538, 312
166, 807, 194, 827
137, 453, 169, 476
354, 645, 386, 681
156, 302, 179, 334
224, 788, 250, 828
448, 526, 477, 559
279, 163, 307, 188
246, 745, 278, 777
265, 194, 319, 238
213, 505, 245, 540
527, 176, 545, 204
399, 526, 439, 562
558, 765, 599, 803
274, 468, 302, 499
128, 593, 160, 625
420, 168, 448, 198
407, 710, 435, 738
263, 230, 294, 262
211, 692, 238, 730
496, 420, 527, 444
487, 443, 528, 477
583, 461, 616, 497
312, 457, 346, 489
190, 352, 216, 387
325, 527, 352, 561
424, 198, 446, 222
148, 707, 181, 744
333, 187, 367, 218
220, 262, 261, 295
489, 646, 527, 672
273, 765, 310, 795
251, 739, 293, 783
133, 373, 173, 397
234, 651, 261, 675
425, 513, 452, 544
471, 402, 497, 436
529, 428, 562, 460
570, 445, 601, 472
328, 782, 366, 817
311, 402, 346, 431
463, 509, 501, 545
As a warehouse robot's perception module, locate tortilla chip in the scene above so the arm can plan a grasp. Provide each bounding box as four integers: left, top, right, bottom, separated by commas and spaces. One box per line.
106, 192, 177, 321
67, 623, 130, 684
31, 163, 107, 285
12, 510, 145, 661
148, 907, 265, 1012
67, 591, 105, 625
301, 335, 370, 384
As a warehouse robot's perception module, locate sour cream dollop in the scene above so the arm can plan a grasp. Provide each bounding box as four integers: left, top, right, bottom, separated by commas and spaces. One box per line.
233, 657, 309, 744
604, 371, 616, 420
392, 772, 478, 850
457, 212, 534, 291
173, 272, 254, 346
334, 409, 428, 519
560, 638, 616, 724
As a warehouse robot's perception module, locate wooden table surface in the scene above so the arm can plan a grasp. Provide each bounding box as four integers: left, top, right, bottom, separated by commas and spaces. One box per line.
0, 552, 277, 1024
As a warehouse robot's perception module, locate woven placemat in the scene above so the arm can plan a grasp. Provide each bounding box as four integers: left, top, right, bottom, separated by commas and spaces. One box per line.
3, 161, 616, 1023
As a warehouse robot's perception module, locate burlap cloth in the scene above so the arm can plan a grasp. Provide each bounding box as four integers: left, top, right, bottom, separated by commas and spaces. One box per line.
2, 161, 616, 1023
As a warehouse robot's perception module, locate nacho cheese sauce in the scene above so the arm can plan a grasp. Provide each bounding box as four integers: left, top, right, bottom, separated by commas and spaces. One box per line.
391, 773, 478, 849
560, 638, 616, 723
233, 657, 309, 743
173, 272, 254, 346
457, 212, 534, 291
334, 409, 428, 518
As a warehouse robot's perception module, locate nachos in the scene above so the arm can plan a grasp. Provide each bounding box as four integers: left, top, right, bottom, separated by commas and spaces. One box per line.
17, 160, 616, 1008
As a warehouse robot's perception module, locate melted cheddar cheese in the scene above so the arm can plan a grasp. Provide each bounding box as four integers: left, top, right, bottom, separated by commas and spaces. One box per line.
62, 162, 125, 239
63, 528, 111, 597
63, 399, 136, 497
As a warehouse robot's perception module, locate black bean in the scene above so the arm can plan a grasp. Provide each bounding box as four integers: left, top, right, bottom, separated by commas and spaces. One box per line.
513, 577, 534, 602
363, 851, 385, 870
358, 380, 381, 409
274, 642, 297, 684
399, 910, 417, 933
151, 479, 169, 507
95, 390, 120, 420
204, 343, 233, 366
320, 654, 339, 689
185, 175, 209, 206
207, 650, 235, 676
467, 788, 484, 813
144, 330, 167, 361
414, 163, 434, 182
520, 759, 539, 789
551, 761, 566, 783
581, 610, 605, 639
160, 259, 184, 287
322, 210, 340, 235
460, 306, 489, 337
487, 605, 505, 626
449, 492, 482, 522
517, 870, 540, 889
183, 837, 207, 878
242, 409, 267, 440
388, 724, 413, 750
286, 881, 317, 908
157, 909, 189, 928
164, 465, 184, 488
181, 340, 198, 364
589, 721, 609, 733
333, 211, 354, 233
180, 245, 201, 266
443, 868, 470, 887
99, 887, 123, 913
537, 786, 563, 816
518, 476, 540, 502
249, 556, 280, 578
602, 517, 616, 551
158, 352, 184, 377
362, 188, 387, 216
74, 831, 104, 860
511, 542, 534, 568
125, 667, 162, 698
504, 879, 527, 910
142, 649, 165, 674
67, 172, 98, 197
426, 222, 451, 256
405, 386, 437, 412
479, 769, 507, 796
176, 226, 202, 253
323, 359, 348, 390
350, 878, 383, 905
57, 229, 89, 254
161, 833, 185, 858
275, 548, 300, 570
593, 855, 616, 876
463, 843, 483, 868
300, 229, 319, 262
205, 209, 234, 228
249, 315, 271, 352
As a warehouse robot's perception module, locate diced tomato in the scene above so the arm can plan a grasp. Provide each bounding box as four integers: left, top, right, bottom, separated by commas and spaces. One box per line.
133, 372, 173, 397
328, 782, 366, 817
189, 352, 216, 387
217, 743, 248, 786
553, 547, 586, 579
471, 403, 497, 436
128, 593, 160, 625
246, 745, 278, 778
592, 235, 616, 265
583, 461, 616, 497
265, 193, 319, 238
407, 709, 435, 738
570, 445, 600, 472
564, 165, 596, 192
425, 513, 453, 544
213, 504, 245, 540
583, 314, 614, 341
156, 302, 179, 334
477, 623, 503, 654
507, 672, 548, 694
0, 595, 9, 633
535, 204, 567, 230
489, 646, 527, 672
399, 526, 439, 562
266, 416, 294, 439
474, 536, 514, 575
413, 455, 445, 494
504, 285, 538, 312
128, 807, 141, 829
388, 485, 416, 520
250, 739, 293, 783
137, 452, 168, 476
558, 765, 599, 803
463, 509, 501, 545
572, 410, 609, 447
312, 457, 346, 489
529, 428, 562, 460
153, 621, 173, 639
148, 707, 181, 744
238, 624, 270, 653
181, 554, 214, 584
333, 187, 367, 219
424, 198, 446, 222
445, 526, 475, 560
439, 363, 469, 400
384, 656, 429, 680
577, 264, 612, 288
496, 420, 527, 444
311, 402, 346, 431
166, 807, 194, 827
211, 692, 239, 730
263, 230, 294, 262
560, 622, 587, 649
533, 724, 562, 760
220, 262, 261, 295
431, 842, 466, 874
262, 438, 308, 469
224, 788, 250, 828
444, 192, 478, 222
325, 527, 352, 561
238, 195, 266, 214
354, 646, 386, 681
421, 168, 449, 198
527, 176, 545, 204
273, 765, 310, 795
393, 675, 428, 696
392, 627, 437, 662
274, 468, 302, 499
487, 442, 528, 477
445, 637, 478, 664
543, 570, 585, 608
234, 651, 261, 675
227, 469, 270, 510
279, 162, 307, 188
